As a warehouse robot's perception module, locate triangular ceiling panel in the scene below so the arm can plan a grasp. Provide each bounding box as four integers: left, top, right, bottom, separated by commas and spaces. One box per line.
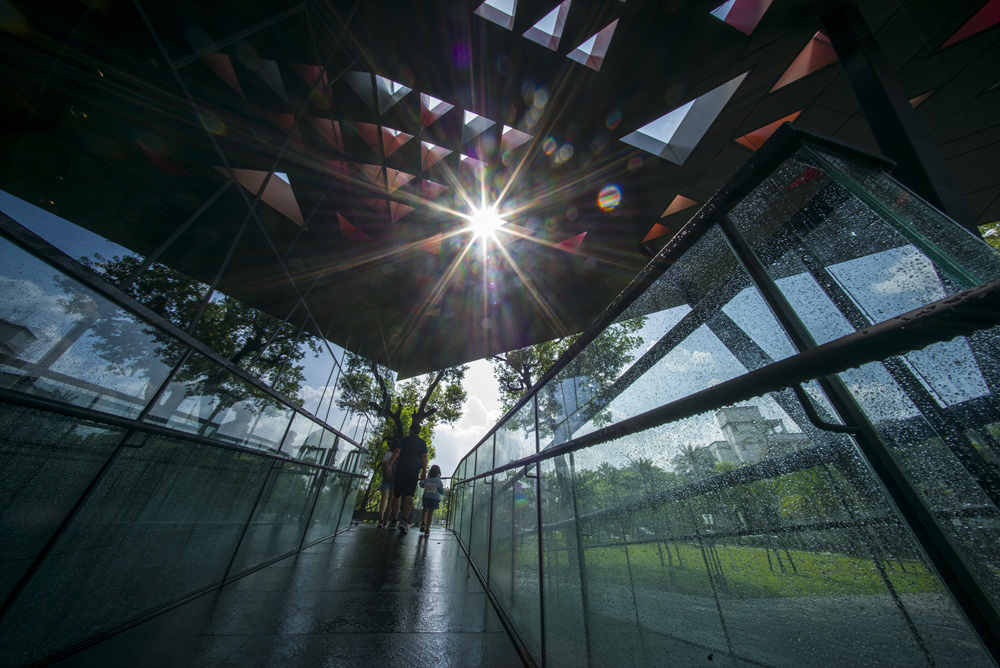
338, 213, 371, 240
219, 168, 304, 227
356, 122, 382, 155
941, 0, 1000, 48
909, 90, 935, 108
386, 168, 416, 192
420, 94, 455, 128
357, 163, 385, 186
771, 32, 838, 92
422, 179, 450, 199
462, 111, 496, 144
305, 117, 344, 151
710, 0, 773, 35
460, 154, 487, 173
292, 64, 333, 109
383, 127, 414, 156
422, 142, 453, 170
416, 233, 443, 254
474, 0, 517, 30
318, 159, 349, 178
500, 126, 533, 153
136, 141, 188, 176
566, 19, 618, 71
661, 195, 698, 218
203, 54, 245, 97
642, 223, 674, 244
375, 75, 412, 113
555, 231, 587, 252
390, 201, 415, 222
621, 72, 748, 164
246, 58, 287, 101
523, 0, 572, 50
345, 71, 375, 111
365, 197, 388, 217
735, 110, 802, 150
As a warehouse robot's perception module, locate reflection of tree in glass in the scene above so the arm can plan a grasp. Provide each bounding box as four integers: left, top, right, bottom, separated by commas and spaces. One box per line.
336, 352, 467, 510
490, 317, 646, 442
59, 256, 321, 429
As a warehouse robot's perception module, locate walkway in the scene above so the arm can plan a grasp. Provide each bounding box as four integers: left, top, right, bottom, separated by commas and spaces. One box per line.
55, 525, 524, 667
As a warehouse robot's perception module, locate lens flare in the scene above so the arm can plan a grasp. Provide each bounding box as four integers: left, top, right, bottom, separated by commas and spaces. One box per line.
598, 184, 622, 211
467, 205, 506, 239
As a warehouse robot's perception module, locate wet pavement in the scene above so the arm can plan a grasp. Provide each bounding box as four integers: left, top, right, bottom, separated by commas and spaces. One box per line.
57, 525, 524, 667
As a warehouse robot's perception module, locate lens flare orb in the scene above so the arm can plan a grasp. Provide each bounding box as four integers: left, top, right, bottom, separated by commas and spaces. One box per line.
598, 184, 622, 211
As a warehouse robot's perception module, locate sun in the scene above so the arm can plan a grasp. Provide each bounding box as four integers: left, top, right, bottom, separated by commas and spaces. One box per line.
466, 205, 506, 240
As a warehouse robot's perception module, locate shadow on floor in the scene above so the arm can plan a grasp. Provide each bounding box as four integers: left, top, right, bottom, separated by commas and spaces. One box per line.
56, 525, 524, 667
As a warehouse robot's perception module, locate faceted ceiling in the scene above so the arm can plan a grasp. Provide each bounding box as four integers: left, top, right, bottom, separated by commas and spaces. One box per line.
1, 0, 998, 377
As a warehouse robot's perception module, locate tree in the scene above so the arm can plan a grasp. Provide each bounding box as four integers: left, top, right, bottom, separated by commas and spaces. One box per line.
56, 255, 321, 433
489, 317, 647, 443
336, 352, 468, 510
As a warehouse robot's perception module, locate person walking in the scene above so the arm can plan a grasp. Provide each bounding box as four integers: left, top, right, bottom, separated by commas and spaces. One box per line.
418, 465, 444, 533
384, 422, 428, 535
376, 445, 395, 529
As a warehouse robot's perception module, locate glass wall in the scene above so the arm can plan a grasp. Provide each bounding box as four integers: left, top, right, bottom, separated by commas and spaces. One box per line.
0, 211, 367, 665
450, 131, 1000, 666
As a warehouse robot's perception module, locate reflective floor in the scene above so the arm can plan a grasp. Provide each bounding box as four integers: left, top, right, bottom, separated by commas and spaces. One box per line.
56, 525, 523, 667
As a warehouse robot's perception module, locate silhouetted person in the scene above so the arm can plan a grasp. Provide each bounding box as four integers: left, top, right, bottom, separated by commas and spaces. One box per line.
376, 446, 395, 529
418, 464, 444, 533
385, 423, 427, 535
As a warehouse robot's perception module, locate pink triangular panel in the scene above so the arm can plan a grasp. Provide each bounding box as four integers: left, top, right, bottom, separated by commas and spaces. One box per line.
909, 91, 935, 108
357, 122, 382, 155
338, 213, 371, 240
555, 232, 587, 252
942, 0, 1000, 48
292, 64, 329, 89
137, 141, 188, 176
661, 195, 698, 218
357, 164, 385, 186
386, 169, 416, 193
319, 159, 349, 178
417, 233, 443, 255
383, 128, 414, 156
422, 180, 450, 199
643, 223, 674, 244
771, 32, 838, 92
460, 154, 486, 173
306, 117, 344, 151
422, 142, 453, 170
787, 167, 827, 190
365, 197, 388, 217
249, 59, 287, 100
203, 54, 245, 97
390, 202, 415, 222
735, 111, 802, 150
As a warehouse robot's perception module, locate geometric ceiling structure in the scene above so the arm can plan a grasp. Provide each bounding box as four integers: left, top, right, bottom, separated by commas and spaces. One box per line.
710, 0, 774, 35
620, 73, 748, 164
2, 0, 998, 377
523, 0, 572, 50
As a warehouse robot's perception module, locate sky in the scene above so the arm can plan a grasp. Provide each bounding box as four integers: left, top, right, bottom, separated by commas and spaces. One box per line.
426, 358, 503, 478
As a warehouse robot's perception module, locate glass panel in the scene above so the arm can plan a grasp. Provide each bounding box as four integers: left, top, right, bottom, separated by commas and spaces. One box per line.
537, 226, 797, 451
281, 411, 326, 462
281, 332, 334, 415
0, 237, 182, 418
728, 149, 1000, 347
338, 476, 361, 532
117, 262, 210, 331
460, 480, 474, 551
228, 461, 318, 575
0, 405, 125, 602
807, 146, 1000, 287
476, 435, 495, 476
0, 190, 143, 274
540, 455, 588, 667
489, 468, 515, 610
496, 399, 537, 468
509, 467, 542, 657
470, 477, 492, 574
304, 472, 351, 544
838, 328, 1000, 606
558, 389, 988, 667
144, 351, 293, 452
0, 435, 270, 665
